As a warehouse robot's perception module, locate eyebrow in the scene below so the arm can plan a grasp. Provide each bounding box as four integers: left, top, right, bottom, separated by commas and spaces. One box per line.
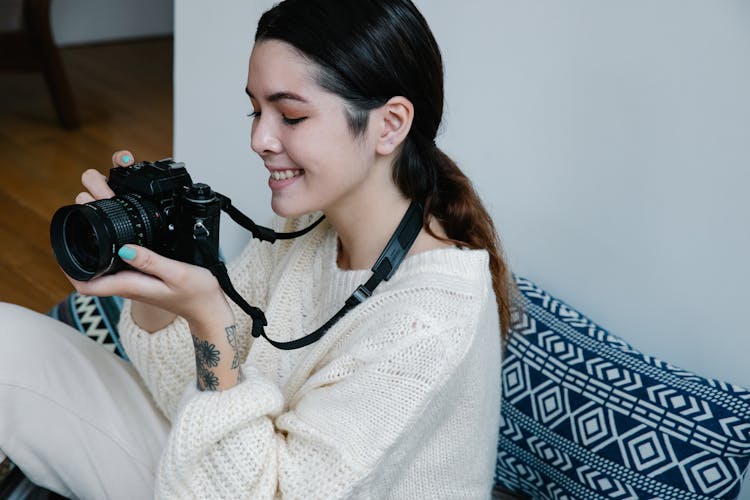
245, 87, 309, 104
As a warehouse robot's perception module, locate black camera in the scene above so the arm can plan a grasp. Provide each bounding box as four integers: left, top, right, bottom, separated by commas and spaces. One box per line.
48, 157, 423, 351
50, 158, 222, 281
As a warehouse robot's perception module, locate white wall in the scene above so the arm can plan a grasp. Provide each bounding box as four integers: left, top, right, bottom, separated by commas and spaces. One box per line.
174, 0, 750, 404
51, 0, 173, 47
174, 1, 272, 260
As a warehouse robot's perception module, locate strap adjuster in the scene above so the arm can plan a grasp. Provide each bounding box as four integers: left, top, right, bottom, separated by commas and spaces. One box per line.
192, 220, 210, 239
346, 285, 372, 307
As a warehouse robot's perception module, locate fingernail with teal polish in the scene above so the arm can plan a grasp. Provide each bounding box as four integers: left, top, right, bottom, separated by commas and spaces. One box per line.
118, 246, 136, 260
121, 154, 132, 164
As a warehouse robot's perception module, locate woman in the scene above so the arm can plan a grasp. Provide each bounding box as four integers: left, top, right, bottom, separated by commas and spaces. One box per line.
0, 0, 514, 497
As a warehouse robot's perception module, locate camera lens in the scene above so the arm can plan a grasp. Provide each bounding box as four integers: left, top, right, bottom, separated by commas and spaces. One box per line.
50, 194, 165, 281
65, 210, 100, 272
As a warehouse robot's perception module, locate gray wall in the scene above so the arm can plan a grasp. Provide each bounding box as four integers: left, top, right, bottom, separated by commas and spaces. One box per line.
51, 0, 172, 46
173, 0, 750, 424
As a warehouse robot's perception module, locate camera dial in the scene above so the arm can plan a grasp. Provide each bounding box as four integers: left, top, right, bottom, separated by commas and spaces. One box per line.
186, 183, 213, 202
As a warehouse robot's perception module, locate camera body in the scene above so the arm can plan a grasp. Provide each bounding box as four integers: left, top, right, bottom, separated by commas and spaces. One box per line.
107, 158, 222, 265
50, 158, 222, 281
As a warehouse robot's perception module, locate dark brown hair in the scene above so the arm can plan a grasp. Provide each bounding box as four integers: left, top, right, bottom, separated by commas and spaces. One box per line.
256, 0, 517, 336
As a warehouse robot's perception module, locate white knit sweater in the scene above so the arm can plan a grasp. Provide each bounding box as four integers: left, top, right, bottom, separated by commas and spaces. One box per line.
119, 215, 502, 499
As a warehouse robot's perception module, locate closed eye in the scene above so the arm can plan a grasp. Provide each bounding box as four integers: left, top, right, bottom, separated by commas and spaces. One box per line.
247, 109, 306, 126
282, 115, 307, 126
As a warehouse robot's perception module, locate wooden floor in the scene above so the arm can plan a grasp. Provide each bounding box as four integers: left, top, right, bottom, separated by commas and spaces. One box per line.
0, 38, 173, 312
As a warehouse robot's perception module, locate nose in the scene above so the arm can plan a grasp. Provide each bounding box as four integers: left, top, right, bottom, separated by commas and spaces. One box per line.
250, 115, 282, 156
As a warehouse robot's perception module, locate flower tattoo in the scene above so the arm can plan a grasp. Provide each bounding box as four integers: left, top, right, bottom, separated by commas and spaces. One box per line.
195, 338, 221, 367
193, 335, 221, 391
199, 370, 220, 391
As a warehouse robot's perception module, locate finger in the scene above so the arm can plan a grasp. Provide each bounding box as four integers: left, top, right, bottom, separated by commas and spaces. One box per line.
81, 168, 115, 200
117, 244, 194, 286
66, 269, 169, 301
112, 150, 135, 167
75, 191, 95, 204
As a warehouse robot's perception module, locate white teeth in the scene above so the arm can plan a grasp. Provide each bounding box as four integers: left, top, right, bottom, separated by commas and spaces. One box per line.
270, 169, 302, 181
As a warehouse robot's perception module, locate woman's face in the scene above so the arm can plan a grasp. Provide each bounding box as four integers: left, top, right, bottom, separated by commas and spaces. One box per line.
246, 40, 380, 218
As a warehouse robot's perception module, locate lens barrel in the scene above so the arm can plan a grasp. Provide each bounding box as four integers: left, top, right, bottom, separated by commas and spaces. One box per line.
50, 194, 164, 281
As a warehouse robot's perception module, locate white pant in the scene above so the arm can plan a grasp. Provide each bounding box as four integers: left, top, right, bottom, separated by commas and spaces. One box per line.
0, 302, 169, 499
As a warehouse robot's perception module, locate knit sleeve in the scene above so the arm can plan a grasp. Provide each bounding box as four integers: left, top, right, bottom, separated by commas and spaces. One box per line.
154, 289, 490, 499
118, 233, 277, 421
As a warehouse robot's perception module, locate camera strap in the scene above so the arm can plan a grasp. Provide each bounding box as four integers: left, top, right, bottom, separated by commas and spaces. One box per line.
216, 193, 326, 243
194, 198, 424, 350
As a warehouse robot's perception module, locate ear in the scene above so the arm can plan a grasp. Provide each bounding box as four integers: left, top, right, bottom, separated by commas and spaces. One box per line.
375, 96, 414, 156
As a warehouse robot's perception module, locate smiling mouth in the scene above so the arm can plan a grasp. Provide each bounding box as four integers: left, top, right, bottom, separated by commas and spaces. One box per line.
270, 169, 303, 181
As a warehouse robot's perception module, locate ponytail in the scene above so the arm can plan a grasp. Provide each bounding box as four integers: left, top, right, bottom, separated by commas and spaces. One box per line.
394, 137, 518, 339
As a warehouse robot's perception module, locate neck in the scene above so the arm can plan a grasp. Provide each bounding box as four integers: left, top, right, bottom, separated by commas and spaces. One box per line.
325, 186, 412, 271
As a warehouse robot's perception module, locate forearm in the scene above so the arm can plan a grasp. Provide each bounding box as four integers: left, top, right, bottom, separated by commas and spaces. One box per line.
189, 320, 241, 391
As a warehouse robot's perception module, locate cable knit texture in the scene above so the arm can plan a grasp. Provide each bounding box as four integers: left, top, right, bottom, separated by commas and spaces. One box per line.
118, 215, 502, 499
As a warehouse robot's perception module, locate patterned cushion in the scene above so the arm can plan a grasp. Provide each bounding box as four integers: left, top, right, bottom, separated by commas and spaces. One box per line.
496, 277, 750, 499
49, 293, 128, 360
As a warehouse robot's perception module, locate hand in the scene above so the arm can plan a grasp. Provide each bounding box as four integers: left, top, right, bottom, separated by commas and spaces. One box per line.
67, 243, 234, 330
68, 243, 240, 391
66, 150, 233, 330
66, 151, 239, 390
66, 150, 183, 332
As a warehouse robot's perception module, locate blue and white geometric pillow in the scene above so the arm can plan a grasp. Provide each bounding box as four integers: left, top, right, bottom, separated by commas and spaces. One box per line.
49, 292, 129, 360
496, 276, 750, 500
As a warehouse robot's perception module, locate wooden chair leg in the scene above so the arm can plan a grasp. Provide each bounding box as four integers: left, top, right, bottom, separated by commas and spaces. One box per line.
25, 0, 80, 129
